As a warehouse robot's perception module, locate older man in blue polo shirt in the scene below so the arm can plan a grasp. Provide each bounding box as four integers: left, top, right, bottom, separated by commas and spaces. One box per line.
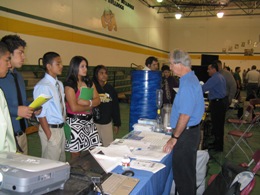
163, 49, 204, 195
202, 62, 226, 152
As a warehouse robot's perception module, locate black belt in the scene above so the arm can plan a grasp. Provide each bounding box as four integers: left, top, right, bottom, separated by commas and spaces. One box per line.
67, 113, 92, 120
14, 131, 24, 136
49, 123, 64, 128
211, 98, 224, 102
186, 124, 199, 130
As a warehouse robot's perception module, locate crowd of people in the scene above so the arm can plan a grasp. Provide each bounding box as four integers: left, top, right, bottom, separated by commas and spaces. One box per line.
143, 53, 259, 194
0, 35, 41, 154
221, 64, 260, 100
0, 34, 121, 161
244, 65, 260, 99
0, 34, 259, 195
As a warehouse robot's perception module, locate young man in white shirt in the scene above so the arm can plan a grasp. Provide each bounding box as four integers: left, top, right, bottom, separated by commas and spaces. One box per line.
0, 41, 16, 152
34, 52, 66, 161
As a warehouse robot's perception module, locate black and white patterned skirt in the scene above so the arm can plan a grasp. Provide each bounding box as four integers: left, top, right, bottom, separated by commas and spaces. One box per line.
65, 115, 100, 152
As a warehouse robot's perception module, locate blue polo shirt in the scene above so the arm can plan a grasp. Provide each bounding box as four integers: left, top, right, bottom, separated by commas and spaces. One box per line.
170, 71, 204, 128
202, 72, 226, 100
0, 69, 29, 133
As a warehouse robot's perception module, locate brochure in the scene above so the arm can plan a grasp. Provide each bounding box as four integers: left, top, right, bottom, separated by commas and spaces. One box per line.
16, 94, 52, 120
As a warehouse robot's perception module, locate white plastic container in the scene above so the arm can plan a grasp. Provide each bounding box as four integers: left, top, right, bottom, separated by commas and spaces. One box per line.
121, 154, 131, 170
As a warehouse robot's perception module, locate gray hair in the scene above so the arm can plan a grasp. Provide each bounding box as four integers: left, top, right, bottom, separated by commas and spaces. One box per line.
170, 49, 191, 68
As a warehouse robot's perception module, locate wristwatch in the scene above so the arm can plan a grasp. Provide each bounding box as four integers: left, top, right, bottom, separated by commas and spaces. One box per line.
172, 134, 179, 140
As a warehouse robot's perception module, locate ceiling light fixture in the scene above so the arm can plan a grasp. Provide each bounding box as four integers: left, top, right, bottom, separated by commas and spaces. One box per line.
157, 0, 163, 2
175, 13, 182, 20
217, 12, 224, 18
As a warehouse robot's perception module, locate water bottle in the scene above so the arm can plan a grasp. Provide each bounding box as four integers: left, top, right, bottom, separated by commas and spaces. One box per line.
121, 154, 131, 170
154, 109, 163, 132
163, 104, 172, 133
156, 89, 163, 109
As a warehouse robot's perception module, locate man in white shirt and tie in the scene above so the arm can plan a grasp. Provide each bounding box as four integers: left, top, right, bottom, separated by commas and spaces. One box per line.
34, 52, 66, 162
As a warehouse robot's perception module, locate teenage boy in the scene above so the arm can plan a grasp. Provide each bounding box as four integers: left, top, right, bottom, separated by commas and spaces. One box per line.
0, 35, 34, 154
143, 56, 159, 71
0, 41, 16, 152
33, 52, 66, 161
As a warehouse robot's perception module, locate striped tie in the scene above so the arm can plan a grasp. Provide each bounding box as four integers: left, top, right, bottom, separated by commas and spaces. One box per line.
56, 81, 65, 122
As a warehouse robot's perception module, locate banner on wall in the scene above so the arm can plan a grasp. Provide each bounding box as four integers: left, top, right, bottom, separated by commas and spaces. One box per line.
104, 0, 134, 10
101, 9, 117, 31
101, 1, 134, 31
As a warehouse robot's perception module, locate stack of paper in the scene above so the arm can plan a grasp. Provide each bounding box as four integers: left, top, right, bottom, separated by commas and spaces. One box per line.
132, 149, 167, 162
90, 131, 172, 173
138, 118, 157, 126
130, 160, 165, 173
92, 145, 134, 157
111, 139, 150, 150
91, 147, 122, 172
139, 132, 170, 146
132, 123, 154, 132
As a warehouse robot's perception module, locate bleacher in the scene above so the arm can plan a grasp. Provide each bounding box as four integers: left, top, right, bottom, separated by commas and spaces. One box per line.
17, 65, 132, 102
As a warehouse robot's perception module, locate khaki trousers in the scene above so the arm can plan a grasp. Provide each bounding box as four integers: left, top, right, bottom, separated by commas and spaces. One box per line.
16, 133, 28, 154
38, 125, 66, 162
95, 122, 113, 147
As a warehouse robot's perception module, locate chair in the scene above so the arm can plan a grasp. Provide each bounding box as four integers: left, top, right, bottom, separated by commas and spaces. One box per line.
226, 104, 254, 130
225, 114, 260, 162
240, 150, 260, 195
249, 98, 260, 116
207, 150, 260, 195
226, 98, 240, 119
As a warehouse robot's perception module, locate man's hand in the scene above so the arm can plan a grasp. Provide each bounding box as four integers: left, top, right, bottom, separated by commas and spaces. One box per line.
18, 106, 34, 119
163, 114, 190, 153
38, 117, 52, 140
163, 137, 177, 153
46, 130, 52, 140
34, 106, 42, 116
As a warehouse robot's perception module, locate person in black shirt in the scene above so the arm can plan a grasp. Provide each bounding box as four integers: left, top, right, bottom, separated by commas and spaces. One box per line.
92, 65, 121, 146
161, 64, 179, 105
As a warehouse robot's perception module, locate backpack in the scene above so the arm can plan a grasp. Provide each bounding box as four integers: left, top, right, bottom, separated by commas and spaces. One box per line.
203, 161, 253, 195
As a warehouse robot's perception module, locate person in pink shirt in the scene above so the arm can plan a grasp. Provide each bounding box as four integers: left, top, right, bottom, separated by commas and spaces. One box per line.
64, 56, 100, 159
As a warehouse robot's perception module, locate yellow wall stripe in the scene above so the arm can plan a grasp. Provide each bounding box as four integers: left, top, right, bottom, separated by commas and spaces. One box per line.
218, 55, 260, 60
190, 54, 260, 61
0, 16, 169, 58
1, 16, 259, 61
